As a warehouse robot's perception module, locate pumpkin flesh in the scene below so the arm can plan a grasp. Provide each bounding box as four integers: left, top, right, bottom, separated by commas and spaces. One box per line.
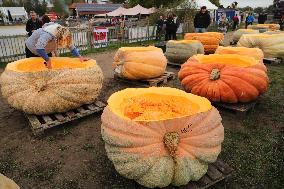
101, 87, 223, 188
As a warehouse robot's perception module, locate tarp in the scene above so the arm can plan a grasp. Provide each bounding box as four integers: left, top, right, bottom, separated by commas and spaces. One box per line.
106, 4, 154, 16
178, 0, 218, 10
0, 7, 28, 17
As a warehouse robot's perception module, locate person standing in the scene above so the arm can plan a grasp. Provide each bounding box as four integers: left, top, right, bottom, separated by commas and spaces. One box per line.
232, 14, 239, 30
173, 14, 180, 40
155, 16, 164, 41
194, 6, 211, 33
26, 11, 42, 36
41, 15, 51, 26
245, 13, 254, 28
218, 13, 229, 34
165, 14, 176, 41
258, 13, 267, 24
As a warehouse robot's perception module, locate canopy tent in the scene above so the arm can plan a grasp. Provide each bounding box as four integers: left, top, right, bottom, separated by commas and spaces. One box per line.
105, 4, 154, 16
106, 6, 128, 16
178, 0, 218, 10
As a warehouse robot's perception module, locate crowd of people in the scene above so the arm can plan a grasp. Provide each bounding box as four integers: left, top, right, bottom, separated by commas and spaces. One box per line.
155, 14, 180, 41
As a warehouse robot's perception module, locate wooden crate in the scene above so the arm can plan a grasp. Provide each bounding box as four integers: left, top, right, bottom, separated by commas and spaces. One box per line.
25, 100, 106, 136
212, 100, 257, 116
115, 72, 176, 87
135, 158, 234, 189
263, 58, 282, 65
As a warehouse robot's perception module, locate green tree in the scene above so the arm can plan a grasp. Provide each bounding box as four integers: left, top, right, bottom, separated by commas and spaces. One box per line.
110, 0, 126, 3
208, 0, 220, 7
53, 0, 70, 16
128, 0, 184, 8
2, 0, 19, 6
254, 7, 264, 14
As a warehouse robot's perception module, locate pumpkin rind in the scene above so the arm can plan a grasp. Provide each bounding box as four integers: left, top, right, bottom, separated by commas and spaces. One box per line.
237, 33, 284, 59
101, 87, 224, 188
178, 54, 269, 103
0, 57, 103, 115
0, 173, 20, 189
113, 46, 167, 80
165, 40, 204, 64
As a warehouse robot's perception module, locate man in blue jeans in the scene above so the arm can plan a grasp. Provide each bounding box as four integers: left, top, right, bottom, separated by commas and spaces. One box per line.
25, 22, 89, 69
194, 6, 211, 33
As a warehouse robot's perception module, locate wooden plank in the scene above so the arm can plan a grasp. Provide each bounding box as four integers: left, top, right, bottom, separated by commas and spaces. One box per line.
213, 159, 234, 175
42, 115, 53, 123
212, 100, 257, 113
54, 114, 65, 122
206, 164, 223, 181
263, 58, 282, 65
26, 114, 42, 129
95, 101, 106, 108
168, 61, 182, 67
86, 104, 97, 111
77, 107, 89, 114
196, 175, 212, 187
66, 111, 76, 118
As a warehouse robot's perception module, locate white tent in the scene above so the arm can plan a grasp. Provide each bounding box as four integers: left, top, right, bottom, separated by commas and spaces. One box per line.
178, 0, 218, 10
0, 7, 28, 22
126, 4, 153, 15
106, 7, 128, 17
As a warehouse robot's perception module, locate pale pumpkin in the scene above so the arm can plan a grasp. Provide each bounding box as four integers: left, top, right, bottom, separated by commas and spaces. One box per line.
248, 24, 280, 31
101, 87, 224, 188
184, 32, 224, 54
0, 57, 103, 115
0, 173, 20, 189
113, 46, 167, 80
215, 46, 266, 69
237, 33, 284, 58
165, 40, 204, 64
232, 29, 259, 42
178, 54, 269, 103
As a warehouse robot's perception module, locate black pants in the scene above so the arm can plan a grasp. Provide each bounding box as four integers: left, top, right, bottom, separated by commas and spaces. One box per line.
25, 45, 52, 58
156, 29, 163, 41
233, 22, 238, 30
165, 30, 176, 41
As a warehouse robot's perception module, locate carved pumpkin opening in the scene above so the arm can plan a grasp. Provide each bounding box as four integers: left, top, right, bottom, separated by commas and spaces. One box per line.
7, 57, 97, 72
117, 46, 161, 52
107, 87, 212, 121
194, 54, 258, 67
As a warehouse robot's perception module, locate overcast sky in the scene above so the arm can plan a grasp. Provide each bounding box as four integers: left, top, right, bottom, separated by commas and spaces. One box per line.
220, 0, 274, 8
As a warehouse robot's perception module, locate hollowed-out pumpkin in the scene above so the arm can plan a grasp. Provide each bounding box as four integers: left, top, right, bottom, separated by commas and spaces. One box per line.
0, 173, 20, 189
237, 33, 284, 59
232, 29, 259, 42
165, 40, 204, 64
178, 54, 269, 103
113, 46, 167, 80
0, 57, 103, 115
215, 46, 266, 71
101, 87, 224, 188
184, 32, 224, 54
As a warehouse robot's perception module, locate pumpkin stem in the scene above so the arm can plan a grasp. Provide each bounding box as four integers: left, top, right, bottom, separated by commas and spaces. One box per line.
210, 68, 220, 80
164, 132, 180, 159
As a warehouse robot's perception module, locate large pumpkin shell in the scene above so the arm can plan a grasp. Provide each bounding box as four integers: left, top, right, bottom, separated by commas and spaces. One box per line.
178, 54, 269, 103
232, 29, 259, 42
165, 40, 204, 64
237, 33, 284, 59
101, 87, 224, 188
0, 57, 103, 115
113, 46, 167, 80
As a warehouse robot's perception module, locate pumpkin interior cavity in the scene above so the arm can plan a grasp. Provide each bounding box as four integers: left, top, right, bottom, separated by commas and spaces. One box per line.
108, 87, 212, 121
6, 57, 97, 72
195, 54, 258, 67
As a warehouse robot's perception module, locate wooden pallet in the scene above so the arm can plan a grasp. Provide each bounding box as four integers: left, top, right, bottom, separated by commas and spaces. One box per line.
263, 57, 282, 65
135, 158, 234, 189
168, 61, 182, 67
115, 72, 176, 87
25, 100, 106, 136
212, 100, 257, 116
229, 41, 238, 46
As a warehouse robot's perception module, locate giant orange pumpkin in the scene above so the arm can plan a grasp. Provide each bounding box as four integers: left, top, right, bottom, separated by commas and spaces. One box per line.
178, 54, 269, 103
101, 87, 224, 188
113, 46, 167, 80
184, 32, 224, 54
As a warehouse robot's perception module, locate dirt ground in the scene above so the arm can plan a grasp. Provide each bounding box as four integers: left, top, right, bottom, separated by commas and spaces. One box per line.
0, 32, 283, 189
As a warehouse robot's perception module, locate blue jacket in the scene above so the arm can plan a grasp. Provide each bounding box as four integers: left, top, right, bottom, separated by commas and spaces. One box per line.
246, 15, 254, 23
